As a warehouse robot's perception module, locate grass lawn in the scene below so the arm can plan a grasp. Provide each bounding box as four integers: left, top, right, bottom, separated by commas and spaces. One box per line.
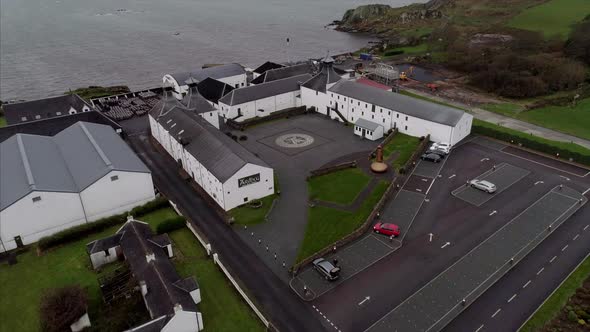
398, 90, 469, 111
297, 180, 389, 263
170, 229, 265, 332
473, 119, 590, 156
229, 194, 277, 225
0, 116, 6, 127
381, 133, 421, 170
507, 0, 590, 39
482, 99, 590, 140
308, 167, 371, 205
0, 207, 263, 332
520, 256, 590, 332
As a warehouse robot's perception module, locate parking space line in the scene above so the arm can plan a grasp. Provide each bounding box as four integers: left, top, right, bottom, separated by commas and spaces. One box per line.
573, 234, 580, 241
550, 256, 557, 263
475, 324, 484, 332
584, 225, 589, 231
583, 188, 590, 195
507, 294, 517, 303
500, 148, 587, 178
523, 280, 531, 288
491, 308, 501, 318
562, 245, 569, 252
537, 267, 544, 275
449, 174, 456, 179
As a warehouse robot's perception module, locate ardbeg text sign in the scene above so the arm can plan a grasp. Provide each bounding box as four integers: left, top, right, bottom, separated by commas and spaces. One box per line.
238, 173, 260, 187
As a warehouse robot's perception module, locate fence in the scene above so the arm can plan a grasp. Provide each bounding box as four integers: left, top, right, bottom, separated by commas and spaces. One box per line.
307, 161, 357, 180
368, 128, 399, 160
399, 134, 430, 174
176, 201, 272, 330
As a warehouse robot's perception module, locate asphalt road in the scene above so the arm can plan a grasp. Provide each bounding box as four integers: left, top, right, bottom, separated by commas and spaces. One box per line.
125, 130, 325, 332
312, 139, 590, 332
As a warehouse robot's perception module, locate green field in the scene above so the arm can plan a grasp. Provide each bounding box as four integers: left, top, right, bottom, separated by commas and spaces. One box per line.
0, 116, 6, 127
520, 256, 590, 332
229, 194, 277, 225
297, 181, 389, 263
308, 167, 371, 205
507, 0, 590, 39
0, 208, 263, 332
381, 133, 421, 170
483, 99, 590, 140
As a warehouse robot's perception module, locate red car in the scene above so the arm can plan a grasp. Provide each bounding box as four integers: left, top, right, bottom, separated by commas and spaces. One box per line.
373, 222, 400, 237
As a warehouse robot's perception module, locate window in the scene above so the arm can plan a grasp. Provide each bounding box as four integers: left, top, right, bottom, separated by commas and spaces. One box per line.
21, 116, 27, 122
365, 103, 368, 108
32, 196, 41, 203
344, 97, 346, 101
316, 91, 318, 95
358, 101, 360, 106
178, 129, 185, 135
241, 82, 245, 87
388, 111, 391, 116
35, 115, 41, 119
235, 84, 239, 88
243, 197, 249, 202
331, 93, 333, 97
104, 249, 110, 256
396, 114, 399, 119
330, 101, 332, 105
110, 175, 119, 181
166, 119, 172, 124
405, 116, 408, 121
405, 125, 408, 130
56, 112, 62, 116
382, 119, 385, 123
372, 115, 374, 119
362, 112, 364, 116
337, 96, 340, 100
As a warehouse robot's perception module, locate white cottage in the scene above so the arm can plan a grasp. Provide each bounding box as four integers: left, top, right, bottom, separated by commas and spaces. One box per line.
149, 94, 274, 211
163, 64, 247, 100
327, 80, 473, 145
0, 122, 155, 252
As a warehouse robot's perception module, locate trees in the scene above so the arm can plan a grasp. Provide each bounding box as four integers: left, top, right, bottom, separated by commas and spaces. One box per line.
40, 286, 88, 332
566, 19, 590, 65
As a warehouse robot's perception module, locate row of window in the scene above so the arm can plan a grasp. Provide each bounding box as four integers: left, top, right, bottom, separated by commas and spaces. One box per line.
31, 175, 120, 203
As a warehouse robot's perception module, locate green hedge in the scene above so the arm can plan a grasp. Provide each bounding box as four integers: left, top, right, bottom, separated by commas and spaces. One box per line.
472, 121, 590, 166
156, 216, 186, 234
37, 197, 170, 251
384, 49, 404, 57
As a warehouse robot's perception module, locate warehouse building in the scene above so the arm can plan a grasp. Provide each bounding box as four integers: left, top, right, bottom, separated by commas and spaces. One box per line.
0, 122, 155, 252
3, 94, 93, 125
327, 80, 472, 143
300, 56, 343, 115
163, 64, 246, 100
218, 73, 312, 122
149, 94, 274, 211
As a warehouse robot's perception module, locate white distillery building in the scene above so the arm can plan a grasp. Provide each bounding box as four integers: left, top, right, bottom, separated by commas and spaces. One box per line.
149, 94, 274, 211
218, 73, 312, 122
181, 85, 221, 129
0, 122, 155, 252
3, 94, 93, 125
327, 80, 473, 143
300, 56, 343, 115
163, 63, 247, 100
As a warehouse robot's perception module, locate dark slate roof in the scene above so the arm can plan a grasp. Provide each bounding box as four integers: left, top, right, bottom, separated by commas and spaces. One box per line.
301, 63, 342, 93
219, 73, 312, 106
0, 111, 121, 143
355, 118, 381, 131
87, 233, 123, 254
149, 234, 172, 248
0, 122, 150, 210
3, 94, 93, 125
173, 277, 199, 292
170, 64, 245, 86
117, 220, 198, 318
250, 62, 313, 85
328, 80, 466, 126
181, 86, 215, 114
127, 315, 169, 332
154, 104, 269, 182
253, 61, 285, 74
195, 78, 234, 104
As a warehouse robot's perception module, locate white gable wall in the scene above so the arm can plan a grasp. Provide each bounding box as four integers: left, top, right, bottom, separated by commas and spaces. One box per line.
162, 310, 203, 332
199, 111, 220, 129
450, 113, 473, 145
80, 171, 155, 221
219, 90, 300, 122
223, 163, 274, 211
0, 191, 86, 251
218, 73, 247, 89
301, 86, 328, 114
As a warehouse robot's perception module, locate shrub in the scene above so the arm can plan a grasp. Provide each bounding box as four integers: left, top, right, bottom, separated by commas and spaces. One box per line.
156, 216, 186, 234
384, 49, 404, 57
37, 198, 169, 251
239, 135, 248, 141
40, 286, 88, 332
568, 310, 579, 322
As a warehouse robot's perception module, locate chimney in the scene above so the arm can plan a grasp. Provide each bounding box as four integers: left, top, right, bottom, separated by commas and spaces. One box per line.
146, 252, 155, 263
173, 303, 183, 313
140, 280, 148, 296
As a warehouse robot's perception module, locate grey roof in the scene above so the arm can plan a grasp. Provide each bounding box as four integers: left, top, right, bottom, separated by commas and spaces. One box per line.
253, 61, 285, 74
115, 220, 198, 318
154, 103, 269, 182
149, 234, 172, 248
328, 80, 466, 126
219, 73, 312, 106
355, 118, 381, 131
301, 62, 342, 93
3, 94, 93, 125
181, 86, 215, 114
174, 277, 199, 292
170, 63, 245, 86
127, 315, 169, 332
0, 122, 150, 211
250, 62, 314, 84
87, 233, 123, 254
195, 77, 234, 104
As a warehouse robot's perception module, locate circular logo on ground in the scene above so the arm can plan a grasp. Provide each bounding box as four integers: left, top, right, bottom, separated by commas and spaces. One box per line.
275, 133, 315, 148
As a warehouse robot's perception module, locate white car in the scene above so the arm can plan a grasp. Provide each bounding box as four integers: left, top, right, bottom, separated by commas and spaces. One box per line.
469, 179, 497, 193
431, 142, 451, 150
429, 144, 450, 155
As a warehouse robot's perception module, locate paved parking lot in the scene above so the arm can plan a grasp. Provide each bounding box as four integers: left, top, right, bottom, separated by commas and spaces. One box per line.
413, 158, 446, 178
471, 136, 508, 151
380, 189, 425, 240
366, 185, 587, 332
451, 163, 530, 206
290, 234, 401, 300
403, 175, 433, 193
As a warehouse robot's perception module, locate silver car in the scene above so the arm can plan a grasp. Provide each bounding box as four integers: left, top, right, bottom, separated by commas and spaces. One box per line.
312, 258, 341, 281
469, 179, 497, 193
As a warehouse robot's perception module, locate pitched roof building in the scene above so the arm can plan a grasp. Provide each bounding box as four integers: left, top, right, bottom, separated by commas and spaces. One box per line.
250, 62, 314, 85
3, 94, 93, 125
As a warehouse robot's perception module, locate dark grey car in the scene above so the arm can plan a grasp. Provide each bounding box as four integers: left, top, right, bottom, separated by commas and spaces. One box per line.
312, 258, 341, 281
421, 153, 442, 163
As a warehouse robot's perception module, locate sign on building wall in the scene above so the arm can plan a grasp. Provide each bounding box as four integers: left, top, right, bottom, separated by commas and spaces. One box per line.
238, 173, 260, 187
